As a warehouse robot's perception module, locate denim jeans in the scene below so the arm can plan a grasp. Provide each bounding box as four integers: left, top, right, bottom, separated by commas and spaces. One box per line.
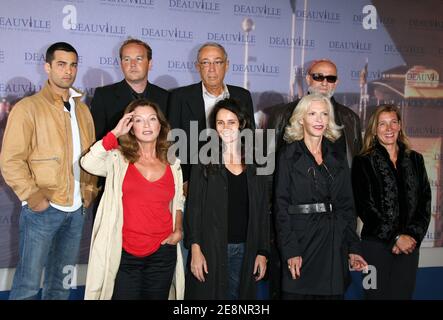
9, 205, 85, 300
227, 243, 245, 300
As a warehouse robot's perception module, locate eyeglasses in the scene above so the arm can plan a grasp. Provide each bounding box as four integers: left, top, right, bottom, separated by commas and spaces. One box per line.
198, 60, 225, 68
310, 73, 338, 83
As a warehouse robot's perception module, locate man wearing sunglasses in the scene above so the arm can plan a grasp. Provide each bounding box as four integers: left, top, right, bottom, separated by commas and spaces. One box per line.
269, 59, 362, 164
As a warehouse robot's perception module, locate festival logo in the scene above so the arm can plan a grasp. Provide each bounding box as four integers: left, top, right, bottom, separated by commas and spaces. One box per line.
23, 51, 83, 66
384, 43, 425, 56
99, 0, 155, 9
233, 3, 282, 19
231, 59, 280, 78
207, 31, 256, 46
0, 15, 51, 32
329, 40, 372, 53
350, 68, 383, 81
352, 12, 395, 26
168, 0, 221, 14
98, 56, 120, 69
141, 27, 194, 42
409, 18, 443, 31
268, 35, 315, 49
0, 81, 43, 97
62, 5, 126, 38
167, 59, 197, 73
294, 9, 340, 24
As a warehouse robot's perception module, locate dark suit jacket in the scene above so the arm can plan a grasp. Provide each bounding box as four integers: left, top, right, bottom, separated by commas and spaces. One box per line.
91, 79, 169, 140
167, 82, 255, 182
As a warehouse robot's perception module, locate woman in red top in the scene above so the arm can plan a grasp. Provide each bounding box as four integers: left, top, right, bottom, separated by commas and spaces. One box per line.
81, 99, 185, 300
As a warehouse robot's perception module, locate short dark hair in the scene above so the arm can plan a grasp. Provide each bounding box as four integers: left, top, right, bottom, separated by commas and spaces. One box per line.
45, 42, 78, 64
209, 98, 251, 132
119, 38, 152, 61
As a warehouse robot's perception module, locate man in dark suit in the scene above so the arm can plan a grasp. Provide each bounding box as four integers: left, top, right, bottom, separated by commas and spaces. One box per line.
267, 59, 363, 300
91, 38, 169, 140
168, 42, 255, 185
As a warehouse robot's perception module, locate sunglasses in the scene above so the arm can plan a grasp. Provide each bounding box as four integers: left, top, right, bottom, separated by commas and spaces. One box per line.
310, 73, 338, 83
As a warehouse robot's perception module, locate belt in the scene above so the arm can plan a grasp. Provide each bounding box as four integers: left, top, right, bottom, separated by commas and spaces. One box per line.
288, 203, 333, 215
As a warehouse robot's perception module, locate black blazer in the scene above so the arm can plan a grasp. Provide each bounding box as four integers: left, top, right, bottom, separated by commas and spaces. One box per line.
167, 82, 255, 182
90, 80, 169, 140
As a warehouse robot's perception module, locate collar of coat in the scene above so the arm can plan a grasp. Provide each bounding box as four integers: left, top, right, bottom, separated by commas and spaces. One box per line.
202, 163, 259, 180
41, 80, 83, 107
373, 139, 408, 164
283, 138, 345, 170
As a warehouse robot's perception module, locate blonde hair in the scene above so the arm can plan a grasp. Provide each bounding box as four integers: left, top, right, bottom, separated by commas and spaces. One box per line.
361, 104, 410, 155
284, 94, 343, 143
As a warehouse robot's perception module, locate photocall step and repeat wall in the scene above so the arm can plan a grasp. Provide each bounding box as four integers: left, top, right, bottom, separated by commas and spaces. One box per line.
1, 0, 442, 295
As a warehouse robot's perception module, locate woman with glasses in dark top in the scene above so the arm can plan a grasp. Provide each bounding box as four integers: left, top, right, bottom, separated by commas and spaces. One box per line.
352, 105, 431, 299
274, 94, 367, 300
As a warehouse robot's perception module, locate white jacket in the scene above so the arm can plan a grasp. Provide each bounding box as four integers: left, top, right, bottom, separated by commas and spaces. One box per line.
80, 140, 185, 300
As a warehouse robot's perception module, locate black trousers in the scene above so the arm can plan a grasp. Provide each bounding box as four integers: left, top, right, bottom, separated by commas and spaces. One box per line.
112, 244, 177, 300
282, 292, 343, 300
362, 239, 419, 300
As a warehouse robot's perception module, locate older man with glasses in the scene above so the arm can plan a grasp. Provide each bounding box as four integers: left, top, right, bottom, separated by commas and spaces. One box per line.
167, 42, 255, 186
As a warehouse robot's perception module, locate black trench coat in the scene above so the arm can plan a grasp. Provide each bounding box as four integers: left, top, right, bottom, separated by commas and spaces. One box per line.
274, 139, 361, 296
184, 164, 270, 299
